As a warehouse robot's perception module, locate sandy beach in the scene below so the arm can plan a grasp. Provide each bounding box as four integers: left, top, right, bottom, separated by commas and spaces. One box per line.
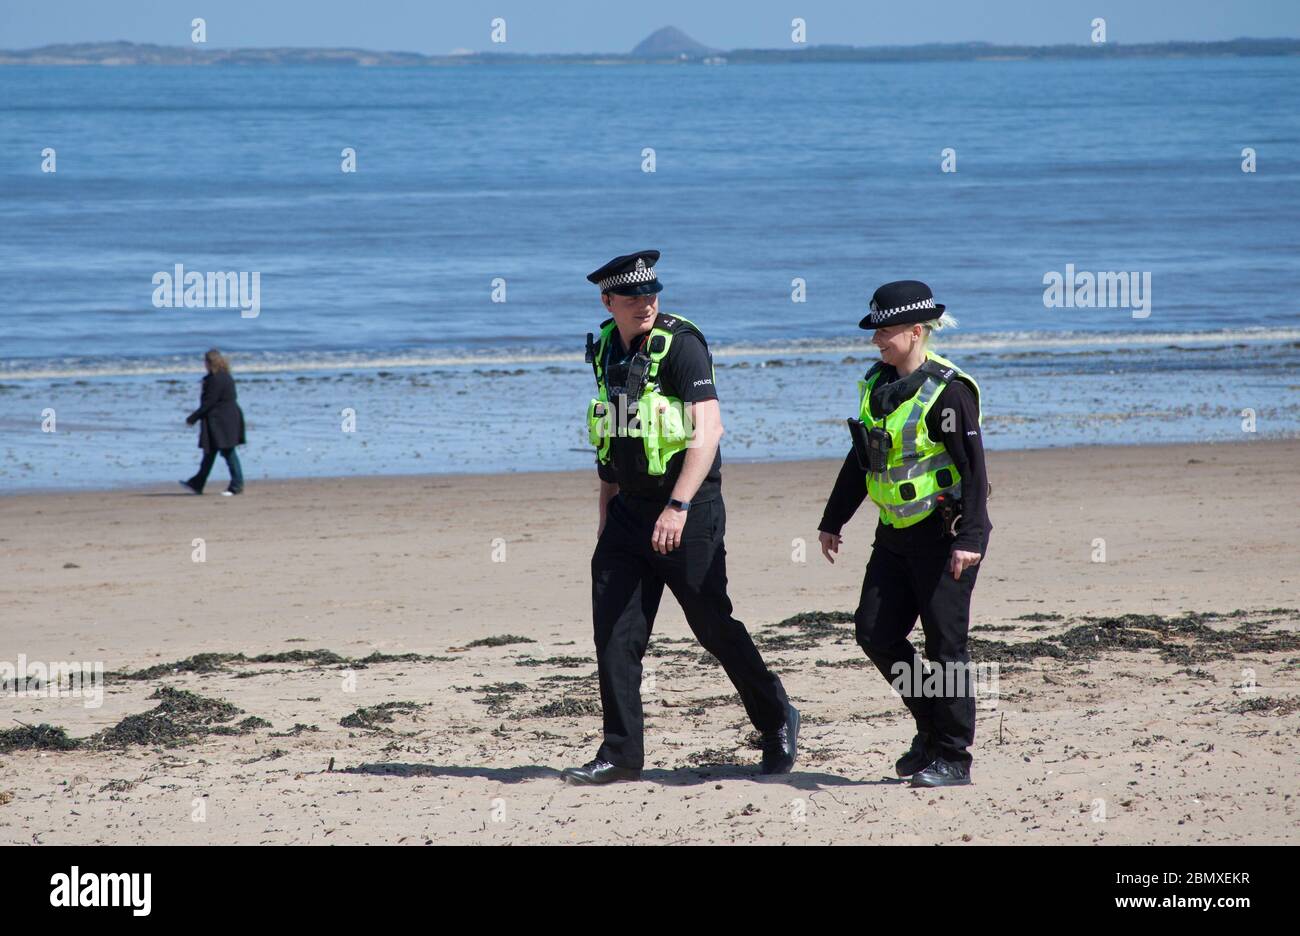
1, 440, 1297, 845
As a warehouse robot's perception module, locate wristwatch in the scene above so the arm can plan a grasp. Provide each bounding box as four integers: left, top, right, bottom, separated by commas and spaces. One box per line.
667, 498, 691, 512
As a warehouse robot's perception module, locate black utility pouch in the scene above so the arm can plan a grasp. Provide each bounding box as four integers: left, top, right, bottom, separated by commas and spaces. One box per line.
847, 418, 871, 471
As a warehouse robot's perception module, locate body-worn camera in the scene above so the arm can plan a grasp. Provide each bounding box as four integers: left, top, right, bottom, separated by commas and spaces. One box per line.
848, 418, 892, 473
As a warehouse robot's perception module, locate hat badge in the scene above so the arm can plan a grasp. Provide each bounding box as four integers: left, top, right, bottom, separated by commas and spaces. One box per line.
635, 258, 646, 273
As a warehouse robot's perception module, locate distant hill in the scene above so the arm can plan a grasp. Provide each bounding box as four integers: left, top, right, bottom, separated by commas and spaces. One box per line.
631, 26, 718, 58
1, 34, 1297, 66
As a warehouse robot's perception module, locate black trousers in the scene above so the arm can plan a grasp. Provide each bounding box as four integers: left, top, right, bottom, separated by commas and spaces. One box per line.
591, 493, 789, 769
854, 544, 979, 765
189, 447, 243, 493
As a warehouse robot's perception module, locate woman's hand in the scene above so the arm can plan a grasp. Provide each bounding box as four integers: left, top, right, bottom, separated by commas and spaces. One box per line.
819, 531, 842, 564
948, 549, 982, 580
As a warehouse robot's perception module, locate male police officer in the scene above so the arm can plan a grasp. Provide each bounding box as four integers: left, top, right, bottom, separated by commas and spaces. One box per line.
562, 250, 798, 785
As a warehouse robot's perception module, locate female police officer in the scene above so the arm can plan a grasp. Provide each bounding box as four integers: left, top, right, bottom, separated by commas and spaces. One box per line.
817, 280, 990, 788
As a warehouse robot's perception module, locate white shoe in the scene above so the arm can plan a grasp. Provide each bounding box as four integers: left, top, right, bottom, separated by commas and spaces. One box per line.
221, 491, 234, 497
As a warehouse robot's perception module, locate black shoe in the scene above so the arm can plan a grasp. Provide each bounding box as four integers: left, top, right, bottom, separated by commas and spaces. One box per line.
895, 733, 936, 778
910, 757, 971, 787
560, 758, 641, 785
760, 705, 800, 775
179, 480, 202, 495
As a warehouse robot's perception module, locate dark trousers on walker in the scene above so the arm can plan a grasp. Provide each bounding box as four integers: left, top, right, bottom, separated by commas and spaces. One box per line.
189, 447, 243, 493
591, 493, 789, 769
855, 544, 979, 766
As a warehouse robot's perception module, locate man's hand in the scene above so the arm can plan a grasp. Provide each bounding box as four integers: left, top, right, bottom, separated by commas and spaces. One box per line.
818, 531, 842, 564
651, 506, 687, 554
948, 549, 982, 580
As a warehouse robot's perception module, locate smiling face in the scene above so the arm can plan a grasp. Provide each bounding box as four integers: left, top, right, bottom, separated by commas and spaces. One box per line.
872, 322, 925, 367
603, 291, 659, 338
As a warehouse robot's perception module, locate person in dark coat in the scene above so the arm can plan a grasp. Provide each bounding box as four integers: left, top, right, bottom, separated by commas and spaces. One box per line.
180, 348, 246, 496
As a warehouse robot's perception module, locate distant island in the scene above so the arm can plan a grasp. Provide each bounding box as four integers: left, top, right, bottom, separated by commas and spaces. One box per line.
2, 26, 1297, 66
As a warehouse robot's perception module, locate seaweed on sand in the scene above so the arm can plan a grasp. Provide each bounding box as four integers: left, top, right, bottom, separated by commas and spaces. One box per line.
90, 687, 263, 749
0, 723, 80, 752
339, 701, 427, 730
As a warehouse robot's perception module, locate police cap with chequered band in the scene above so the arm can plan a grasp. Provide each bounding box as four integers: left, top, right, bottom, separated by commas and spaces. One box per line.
587, 250, 664, 296
859, 280, 947, 329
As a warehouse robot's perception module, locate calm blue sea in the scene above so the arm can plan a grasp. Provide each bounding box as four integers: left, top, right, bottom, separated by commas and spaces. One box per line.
1, 58, 1298, 491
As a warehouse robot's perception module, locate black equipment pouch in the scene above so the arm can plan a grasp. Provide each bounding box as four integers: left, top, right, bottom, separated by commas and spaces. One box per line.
584, 332, 596, 365
847, 418, 871, 471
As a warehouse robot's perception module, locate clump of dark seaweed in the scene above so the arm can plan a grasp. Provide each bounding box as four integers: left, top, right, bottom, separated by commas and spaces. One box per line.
115, 647, 453, 681
472, 682, 530, 714
531, 698, 600, 718
756, 611, 855, 651
461, 635, 536, 649
270, 723, 320, 737
1230, 696, 1300, 717
339, 701, 426, 730
0, 723, 80, 752
972, 610, 1300, 665
90, 687, 261, 749
118, 652, 241, 680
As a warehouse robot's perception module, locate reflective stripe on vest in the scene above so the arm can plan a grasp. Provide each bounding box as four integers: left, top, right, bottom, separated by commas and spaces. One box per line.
889, 482, 963, 518
876, 450, 954, 484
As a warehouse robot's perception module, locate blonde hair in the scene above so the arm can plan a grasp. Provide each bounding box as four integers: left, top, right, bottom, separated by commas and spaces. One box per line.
922, 312, 958, 339
204, 348, 231, 374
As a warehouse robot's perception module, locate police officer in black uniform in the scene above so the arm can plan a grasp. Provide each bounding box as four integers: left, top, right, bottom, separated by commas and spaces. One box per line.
561, 250, 799, 785
817, 281, 991, 787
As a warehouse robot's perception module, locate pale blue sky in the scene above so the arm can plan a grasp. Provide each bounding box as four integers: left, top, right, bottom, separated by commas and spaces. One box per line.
2, 0, 1296, 54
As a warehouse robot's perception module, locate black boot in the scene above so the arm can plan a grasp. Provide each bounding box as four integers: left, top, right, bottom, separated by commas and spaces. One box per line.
895, 732, 936, 778
910, 757, 971, 787
759, 705, 800, 775
561, 757, 641, 785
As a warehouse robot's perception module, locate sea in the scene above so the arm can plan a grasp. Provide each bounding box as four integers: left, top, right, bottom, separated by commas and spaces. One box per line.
1, 57, 1297, 491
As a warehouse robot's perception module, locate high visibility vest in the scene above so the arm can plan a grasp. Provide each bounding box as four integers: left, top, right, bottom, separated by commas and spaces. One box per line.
586, 313, 710, 477
858, 350, 981, 528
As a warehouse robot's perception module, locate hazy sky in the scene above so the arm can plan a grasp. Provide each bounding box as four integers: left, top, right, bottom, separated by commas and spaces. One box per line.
2, 0, 1296, 54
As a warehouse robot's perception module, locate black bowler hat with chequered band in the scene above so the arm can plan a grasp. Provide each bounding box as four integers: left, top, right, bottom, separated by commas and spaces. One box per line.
587, 250, 664, 297
859, 280, 946, 330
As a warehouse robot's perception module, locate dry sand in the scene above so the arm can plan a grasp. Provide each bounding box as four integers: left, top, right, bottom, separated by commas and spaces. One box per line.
1, 440, 1297, 845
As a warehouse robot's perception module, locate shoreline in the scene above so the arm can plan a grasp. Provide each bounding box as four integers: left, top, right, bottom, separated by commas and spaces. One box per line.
2, 436, 1295, 499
